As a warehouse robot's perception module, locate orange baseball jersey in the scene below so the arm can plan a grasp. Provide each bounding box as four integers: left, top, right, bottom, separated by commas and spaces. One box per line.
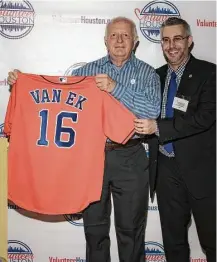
4, 72, 135, 214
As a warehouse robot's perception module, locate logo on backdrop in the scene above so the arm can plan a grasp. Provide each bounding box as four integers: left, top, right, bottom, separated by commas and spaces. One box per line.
0, 78, 7, 86
135, 0, 181, 43
144, 241, 166, 262
0, 0, 35, 39
0, 123, 5, 137
196, 18, 217, 28
64, 214, 84, 226
49, 256, 86, 262
53, 14, 111, 25
8, 240, 34, 262
64, 62, 87, 76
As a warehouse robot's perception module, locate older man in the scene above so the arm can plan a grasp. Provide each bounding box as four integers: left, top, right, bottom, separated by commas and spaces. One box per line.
135, 17, 216, 262
8, 17, 161, 262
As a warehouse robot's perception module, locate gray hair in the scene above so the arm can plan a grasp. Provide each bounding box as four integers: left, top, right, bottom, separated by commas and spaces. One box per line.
105, 16, 138, 42
161, 17, 192, 36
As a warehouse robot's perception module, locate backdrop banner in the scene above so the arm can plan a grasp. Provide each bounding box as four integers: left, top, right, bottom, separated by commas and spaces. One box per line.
0, 1, 216, 261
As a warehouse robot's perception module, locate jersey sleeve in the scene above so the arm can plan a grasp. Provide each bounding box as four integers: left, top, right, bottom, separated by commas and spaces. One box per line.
4, 82, 17, 137
102, 92, 135, 144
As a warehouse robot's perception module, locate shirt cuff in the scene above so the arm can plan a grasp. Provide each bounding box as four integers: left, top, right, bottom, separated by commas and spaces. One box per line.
111, 81, 125, 100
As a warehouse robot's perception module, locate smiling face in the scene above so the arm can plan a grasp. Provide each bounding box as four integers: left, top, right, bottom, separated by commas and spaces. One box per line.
105, 20, 136, 67
161, 24, 193, 70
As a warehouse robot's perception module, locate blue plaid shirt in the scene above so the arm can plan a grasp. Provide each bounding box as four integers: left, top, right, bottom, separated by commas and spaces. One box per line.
72, 53, 161, 119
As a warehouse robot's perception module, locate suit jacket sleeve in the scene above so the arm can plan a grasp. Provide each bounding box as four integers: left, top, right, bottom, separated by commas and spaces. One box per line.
157, 62, 216, 144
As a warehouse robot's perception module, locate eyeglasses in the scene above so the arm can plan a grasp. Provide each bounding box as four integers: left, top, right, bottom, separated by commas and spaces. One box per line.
109, 33, 132, 40
161, 36, 189, 46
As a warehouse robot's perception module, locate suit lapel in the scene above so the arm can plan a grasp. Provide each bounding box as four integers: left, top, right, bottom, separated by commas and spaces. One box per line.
177, 55, 200, 97
156, 65, 167, 120
157, 66, 167, 96
157, 55, 201, 118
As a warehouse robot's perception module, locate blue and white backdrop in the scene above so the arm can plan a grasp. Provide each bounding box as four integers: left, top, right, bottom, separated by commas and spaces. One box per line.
0, 1, 216, 261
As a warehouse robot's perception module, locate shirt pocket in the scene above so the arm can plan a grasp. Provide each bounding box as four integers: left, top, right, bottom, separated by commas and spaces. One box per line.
129, 76, 146, 93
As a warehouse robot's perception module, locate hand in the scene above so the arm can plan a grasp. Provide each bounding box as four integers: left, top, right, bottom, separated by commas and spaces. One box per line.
134, 119, 157, 135
7, 69, 21, 85
95, 74, 116, 93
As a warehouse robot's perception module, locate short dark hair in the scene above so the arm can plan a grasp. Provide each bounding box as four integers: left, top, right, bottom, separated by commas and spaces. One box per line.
160, 17, 194, 52
161, 17, 192, 36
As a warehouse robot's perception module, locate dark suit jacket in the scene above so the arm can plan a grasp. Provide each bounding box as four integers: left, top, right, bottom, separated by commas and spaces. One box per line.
149, 55, 216, 199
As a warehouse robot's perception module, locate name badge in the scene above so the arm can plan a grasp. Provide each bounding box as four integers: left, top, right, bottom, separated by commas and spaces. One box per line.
172, 97, 189, 112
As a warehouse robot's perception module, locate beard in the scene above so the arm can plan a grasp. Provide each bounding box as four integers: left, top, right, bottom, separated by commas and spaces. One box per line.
163, 52, 169, 63
163, 48, 186, 66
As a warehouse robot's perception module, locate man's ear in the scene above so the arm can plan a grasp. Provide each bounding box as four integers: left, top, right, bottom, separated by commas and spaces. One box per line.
133, 37, 139, 48
104, 37, 107, 47
133, 37, 139, 53
187, 35, 193, 48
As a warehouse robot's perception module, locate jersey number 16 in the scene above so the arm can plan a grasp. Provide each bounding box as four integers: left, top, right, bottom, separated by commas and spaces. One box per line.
37, 109, 78, 148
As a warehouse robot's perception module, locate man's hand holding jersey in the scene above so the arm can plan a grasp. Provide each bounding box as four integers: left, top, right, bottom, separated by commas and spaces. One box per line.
95, 74, 116, 93
7, 69, 20, 86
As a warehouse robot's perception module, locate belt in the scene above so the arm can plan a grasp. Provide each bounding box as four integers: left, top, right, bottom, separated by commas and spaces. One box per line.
105, 138, 142, 151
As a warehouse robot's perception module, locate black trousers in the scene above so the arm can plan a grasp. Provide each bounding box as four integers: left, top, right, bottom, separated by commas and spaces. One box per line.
156, 153, 216, 262
83, 143, 149, 262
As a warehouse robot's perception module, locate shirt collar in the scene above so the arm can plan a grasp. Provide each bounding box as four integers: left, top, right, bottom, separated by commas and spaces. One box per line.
99, 52, 137, 68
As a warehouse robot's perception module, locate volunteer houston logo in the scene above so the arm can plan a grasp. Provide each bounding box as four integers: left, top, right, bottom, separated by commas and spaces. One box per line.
135, 0, 180, 43
0, 0, 35, 39
8, 240, 34, 262
144, 241, 166, 262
